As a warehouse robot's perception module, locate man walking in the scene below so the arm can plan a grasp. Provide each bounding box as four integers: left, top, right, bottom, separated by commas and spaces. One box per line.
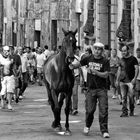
116, 45, 139, 117
18, 47, 28, 99
0, 46, 15, 110
69, 42, 110, 138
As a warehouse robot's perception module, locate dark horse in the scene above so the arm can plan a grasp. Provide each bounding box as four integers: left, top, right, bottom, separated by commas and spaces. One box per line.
43, 28, 77, 135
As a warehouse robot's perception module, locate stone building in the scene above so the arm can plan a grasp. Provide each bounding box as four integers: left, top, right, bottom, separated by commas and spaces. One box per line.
1, 0, 140, 56
2, 0, 26, 47
25, 0, 79, 50
82, 0, 140, 56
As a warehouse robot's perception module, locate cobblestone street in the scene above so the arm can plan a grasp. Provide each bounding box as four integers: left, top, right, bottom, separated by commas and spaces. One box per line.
0, 84, 139, 140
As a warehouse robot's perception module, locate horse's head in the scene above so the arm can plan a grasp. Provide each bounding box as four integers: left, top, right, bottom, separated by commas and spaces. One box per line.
62, 28, 77, 63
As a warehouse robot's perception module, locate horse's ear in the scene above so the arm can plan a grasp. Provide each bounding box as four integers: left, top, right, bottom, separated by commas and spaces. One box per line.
73, 29, 78, 35
62, 28, 68, 36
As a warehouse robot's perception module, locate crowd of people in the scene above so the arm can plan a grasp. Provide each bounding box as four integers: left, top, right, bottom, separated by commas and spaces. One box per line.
0, 42, 140, 138
69, 42, 140, 138
0, 45, 52, 110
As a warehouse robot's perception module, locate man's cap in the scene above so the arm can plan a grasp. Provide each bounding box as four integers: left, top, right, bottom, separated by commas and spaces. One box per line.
93, 42, 104, 49
3, 46, 10, 51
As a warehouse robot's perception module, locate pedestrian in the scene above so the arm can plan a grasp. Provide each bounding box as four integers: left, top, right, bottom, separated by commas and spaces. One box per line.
135, 48, 140, 105
0, 46, 16, 110
25, 46, 36, 84
36, 47, 46, 86
80, 47, 92, 94
18, 46, 28, 100
9, 45, 22, 103
69, 42, 110, 138
116, 45, 139, 117
71, 46, 81, 115
43, 45, 51, 59
109, 49, 121, 100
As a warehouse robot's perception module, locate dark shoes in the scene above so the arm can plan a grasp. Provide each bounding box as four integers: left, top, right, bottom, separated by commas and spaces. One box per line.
129, 111, 134, 116
120, 111, 134, 117
72, 110, 78, 115
120, 113, 128, 117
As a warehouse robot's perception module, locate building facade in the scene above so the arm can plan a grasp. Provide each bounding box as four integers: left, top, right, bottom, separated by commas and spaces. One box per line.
25, 0, 80, 50
1, 0, 140, 56
2, 0, 26, 47
81, 0, 140, 56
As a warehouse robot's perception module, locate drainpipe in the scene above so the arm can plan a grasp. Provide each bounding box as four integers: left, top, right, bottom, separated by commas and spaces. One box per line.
0, 0, 3, 47
75, 0, 82, 46
108, 0, 111, 49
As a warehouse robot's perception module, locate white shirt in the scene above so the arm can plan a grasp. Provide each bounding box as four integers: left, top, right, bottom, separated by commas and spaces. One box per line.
25, 52, 36, 67
0, 54, 13, 75
44, 49, 51, 58
72, 55, 80, 77
19, 53, 28, 73
36, 53, 46, 68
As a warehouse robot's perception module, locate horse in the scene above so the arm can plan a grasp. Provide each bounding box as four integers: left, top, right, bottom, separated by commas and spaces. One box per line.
43, 28, 77, 135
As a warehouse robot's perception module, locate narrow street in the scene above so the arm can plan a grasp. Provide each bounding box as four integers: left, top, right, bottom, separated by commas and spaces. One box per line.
0, 84, 140, 140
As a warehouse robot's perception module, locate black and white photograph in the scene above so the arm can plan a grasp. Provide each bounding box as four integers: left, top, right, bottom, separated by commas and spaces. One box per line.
0, 0, 140, 140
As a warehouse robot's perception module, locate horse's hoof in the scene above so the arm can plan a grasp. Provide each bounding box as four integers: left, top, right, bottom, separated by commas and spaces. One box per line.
64, 130, 71, 136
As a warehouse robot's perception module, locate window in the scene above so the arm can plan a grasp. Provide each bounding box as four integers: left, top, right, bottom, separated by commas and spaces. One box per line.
35, 0, 40, 3
139, 9, 140, 17
124, 0, 131, 10
139, 26, 140, 34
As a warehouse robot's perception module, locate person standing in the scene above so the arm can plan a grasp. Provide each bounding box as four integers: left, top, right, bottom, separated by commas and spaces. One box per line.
35, 47, 46, 86
9, 45, 22, 103
69, 42, 110, 138
25, 46, 36, 84
18, 47, 28, 100
80, 47, 92, 94
109, 49, 121, 100
116, 45, 139, 117
0, 46, 15, 110
43, 45, 51, 59
71, 46, 81, 115
135, 48, 140, 105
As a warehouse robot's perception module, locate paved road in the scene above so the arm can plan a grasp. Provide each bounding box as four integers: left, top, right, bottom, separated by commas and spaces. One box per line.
0, 84, 140, 140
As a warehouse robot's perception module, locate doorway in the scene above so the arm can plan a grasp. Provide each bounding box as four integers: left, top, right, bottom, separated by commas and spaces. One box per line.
34, 30, 40, 47
51, 20, 57, 51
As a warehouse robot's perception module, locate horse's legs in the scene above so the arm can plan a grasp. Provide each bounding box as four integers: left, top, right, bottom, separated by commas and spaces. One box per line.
57, 93, 65, 125
44, 81, 52, 105
51, 89, 62, 128
44, 82, 57, 128
64, 90, 72, 135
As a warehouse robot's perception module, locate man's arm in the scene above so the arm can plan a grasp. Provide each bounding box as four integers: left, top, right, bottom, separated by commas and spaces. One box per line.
115, 66, 121, 87
116, 66, 121, 82
131, 65, 139, 85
